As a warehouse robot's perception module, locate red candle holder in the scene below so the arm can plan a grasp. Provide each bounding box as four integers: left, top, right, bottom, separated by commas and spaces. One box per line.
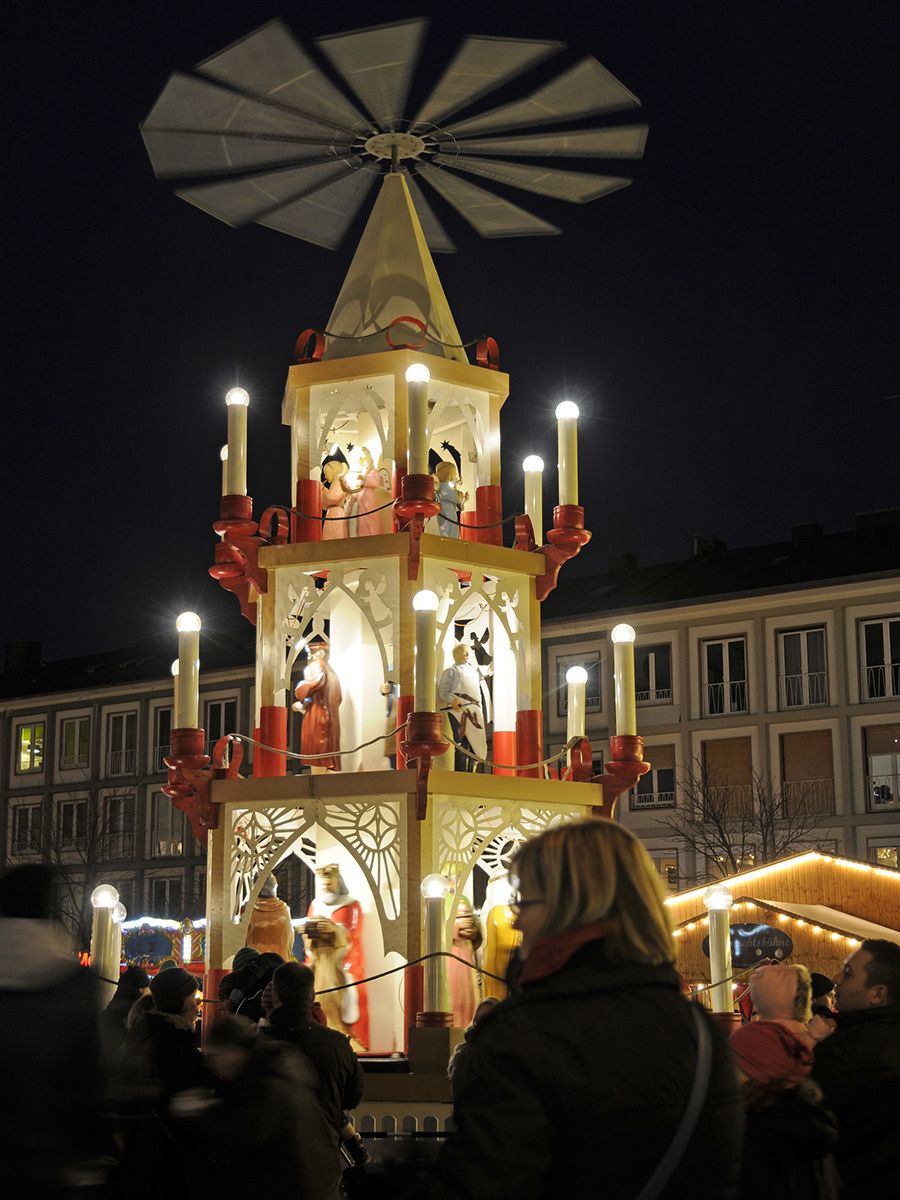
393, 475, 441, 580
399, 711, 448, 819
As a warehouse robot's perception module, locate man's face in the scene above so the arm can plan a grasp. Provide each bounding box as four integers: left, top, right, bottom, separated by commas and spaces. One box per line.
319, 871, 337, 895
833, 949, 881, 1012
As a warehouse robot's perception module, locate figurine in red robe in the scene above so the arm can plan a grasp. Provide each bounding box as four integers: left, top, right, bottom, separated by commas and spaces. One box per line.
293, 644, 342, 773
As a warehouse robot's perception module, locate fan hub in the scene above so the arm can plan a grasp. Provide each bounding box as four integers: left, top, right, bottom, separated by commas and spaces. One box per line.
364, 131, 426, 161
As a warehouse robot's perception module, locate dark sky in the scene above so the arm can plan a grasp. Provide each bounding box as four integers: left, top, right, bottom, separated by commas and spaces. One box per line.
7, 2, 899, 663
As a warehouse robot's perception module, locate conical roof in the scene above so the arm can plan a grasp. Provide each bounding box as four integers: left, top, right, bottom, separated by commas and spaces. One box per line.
323, 172, 467, 362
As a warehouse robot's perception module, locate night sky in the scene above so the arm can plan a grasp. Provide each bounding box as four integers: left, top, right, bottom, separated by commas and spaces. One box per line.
7, 2, 898, 663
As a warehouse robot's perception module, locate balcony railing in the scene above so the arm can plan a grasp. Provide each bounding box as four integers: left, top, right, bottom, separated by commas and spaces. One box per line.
705, 680, 747, 716
104, 833, 135, 858
636, 688, 672, 704
703, 784, 753, 820
868, 774, 899, 812
861, 663, 900, 701
60, 753, 90, 769
779, 672, 828, 709
633, 790, 676, 809
782, 778, 834, 815
12, 839, 40, 856
154, 838, 184, 857
155, 744, 170, 773
107, 748, 137, 775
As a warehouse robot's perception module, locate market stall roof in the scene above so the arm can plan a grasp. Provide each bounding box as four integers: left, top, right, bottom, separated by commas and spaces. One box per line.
671, 895, 900, 942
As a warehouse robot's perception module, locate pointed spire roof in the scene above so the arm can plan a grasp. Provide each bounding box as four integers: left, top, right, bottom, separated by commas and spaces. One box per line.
323, 172, 467, 363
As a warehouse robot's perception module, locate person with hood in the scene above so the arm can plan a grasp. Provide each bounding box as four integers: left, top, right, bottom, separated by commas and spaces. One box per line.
747, 961, 815, 1047
414, 819, 744, 1199
730, 1019, 839, 1198
0, 865, 107, 1194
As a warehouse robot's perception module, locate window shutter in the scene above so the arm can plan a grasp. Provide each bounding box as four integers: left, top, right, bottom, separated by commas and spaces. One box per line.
704, 737, 751, 784
782, 730, 834, 782
866, 725, 900, 756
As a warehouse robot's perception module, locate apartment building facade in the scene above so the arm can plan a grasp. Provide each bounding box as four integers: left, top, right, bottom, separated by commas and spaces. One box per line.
540, 512, 900, 893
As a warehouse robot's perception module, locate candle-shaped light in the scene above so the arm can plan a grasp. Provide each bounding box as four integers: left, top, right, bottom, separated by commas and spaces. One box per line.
220, 444, 229, 496
412, 590, 438, 711
566, 665, 588, 742
555, 400, 579, 507
610, 623, 637, 736
703, 885, 734, 1013
421, 872, 451, 1013
224, 387, 249, 495
406, 364, 430, 475
90, 884, 119, 1007
522, 455, 544, 542
175, 612, 201, 729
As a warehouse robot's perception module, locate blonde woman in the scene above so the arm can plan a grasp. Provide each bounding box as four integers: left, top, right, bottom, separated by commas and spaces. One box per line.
418, 820, 744, 1199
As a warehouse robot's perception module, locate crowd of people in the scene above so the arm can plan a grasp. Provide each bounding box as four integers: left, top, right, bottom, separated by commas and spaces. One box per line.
2, 821, 899, 1199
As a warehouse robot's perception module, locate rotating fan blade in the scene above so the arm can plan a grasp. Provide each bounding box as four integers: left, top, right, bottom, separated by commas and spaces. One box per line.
431, 154, 630, 204
410, 35, 564, 132
141, 73, 350, 178
256, 166, 379, 249
317, 19, 429, 131
195, 20, 368, 136
175, 160, 365, 228
445, 56, 641, 140
453, 124, 648, 159
416, 163, 560, 238
403, 174, 456, 253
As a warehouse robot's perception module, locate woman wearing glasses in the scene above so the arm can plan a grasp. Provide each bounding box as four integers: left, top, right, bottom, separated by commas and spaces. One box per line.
419, 819, 743, 1199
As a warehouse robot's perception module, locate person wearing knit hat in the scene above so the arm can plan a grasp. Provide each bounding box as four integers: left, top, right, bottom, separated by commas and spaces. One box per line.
149, 966, 201, 1016
748, 962, 814, 1047
232, 945, 261, 972
809, 971, 836, 1008
730, 1018, 839, 1197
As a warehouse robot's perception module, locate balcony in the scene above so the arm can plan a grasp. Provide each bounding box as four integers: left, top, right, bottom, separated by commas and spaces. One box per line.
636, 687, 672, 704
155, 744, 170, 773
154, 838, 184, 857
861, 663, 900, 701
107, 748, 137, 775
705, 680, 748, 716
60, 753, 89, 769
779, 672, 828, 709
703, 784, 753, 820
868, 774, 899, 812
105, 833, 135, 858
782, 778, 834, 815
632, 790, 676, 809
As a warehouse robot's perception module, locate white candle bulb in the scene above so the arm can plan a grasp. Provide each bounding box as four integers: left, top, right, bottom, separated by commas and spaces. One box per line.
406, 364, 430, 476
412, 590, 438, 711
610, 623, 637, 736
566, 665, 588, 741
555, 400, 579, 507
522, 455, 544, 543
225, 388, 249, 496
175, 612, 201, 728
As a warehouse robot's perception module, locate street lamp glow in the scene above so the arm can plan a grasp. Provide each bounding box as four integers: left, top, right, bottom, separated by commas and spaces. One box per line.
91, 884, 119, 909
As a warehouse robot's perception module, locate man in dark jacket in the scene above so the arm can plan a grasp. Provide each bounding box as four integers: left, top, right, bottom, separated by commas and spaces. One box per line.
811, 938, 900, 1198
263, 961, 364, 1142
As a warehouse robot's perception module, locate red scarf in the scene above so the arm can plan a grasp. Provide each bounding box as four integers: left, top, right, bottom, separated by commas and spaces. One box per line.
520, 920, 620, 985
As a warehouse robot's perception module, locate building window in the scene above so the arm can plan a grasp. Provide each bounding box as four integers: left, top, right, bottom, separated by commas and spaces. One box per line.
12, 803, 42, 855
703, 737, 753, 819
651, 855, 679, 892
871, 846, 898, 869
104, 794, 135, 858
778, 628, 828, 709
865, 724, 900, 812
860, 617, 900, 700
555, 652, 601, 718
107, 712, 137, 775
702, 638, 747, 716
205, 698, 237, 757
632, 745, 676, 809
150, 875, 183, 919
57, 798, 87, 850
152, 793, 184, 857
60, 717, 90, 769
16, 723, 44, 774
635, 644, 672, 704
155, 707, 173, 773
780, 730, 834, 814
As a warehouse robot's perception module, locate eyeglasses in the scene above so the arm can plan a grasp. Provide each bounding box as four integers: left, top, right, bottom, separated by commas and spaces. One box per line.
509, 894, 543, 915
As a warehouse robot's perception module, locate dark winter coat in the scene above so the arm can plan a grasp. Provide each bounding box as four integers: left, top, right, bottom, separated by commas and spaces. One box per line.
100, 981, 145, 1060
203, 1036, 341, 1200
265, 1002, 365, 1136
418, 935, 744, 1199
811, 1001, 900, 1198
738, 1079, 840, 1200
